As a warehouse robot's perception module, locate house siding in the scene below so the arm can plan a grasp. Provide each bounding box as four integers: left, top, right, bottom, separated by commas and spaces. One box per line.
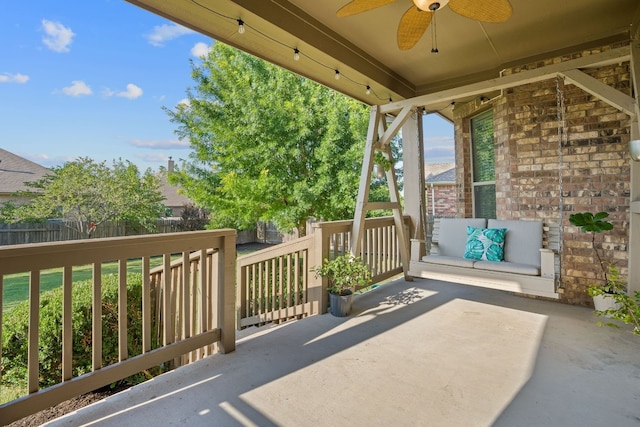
453, 42, 631, 305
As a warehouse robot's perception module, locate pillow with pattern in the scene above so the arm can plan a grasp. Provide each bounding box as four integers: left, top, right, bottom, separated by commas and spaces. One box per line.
463, 226, 507, 262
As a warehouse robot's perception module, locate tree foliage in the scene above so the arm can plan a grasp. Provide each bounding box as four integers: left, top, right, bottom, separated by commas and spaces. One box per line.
166, 42, 400, 235
6, 158, 166, 237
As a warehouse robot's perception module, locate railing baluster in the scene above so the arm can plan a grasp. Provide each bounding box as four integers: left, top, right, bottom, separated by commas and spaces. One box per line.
28, 270, 40, 394
118, 259, 128, 362
62, 266, 73, 381
142, 257, 151, 354
162, 254, 172, 346
93, 263, 102, 370
199, 249, 207, 358
182, 251, 190, 342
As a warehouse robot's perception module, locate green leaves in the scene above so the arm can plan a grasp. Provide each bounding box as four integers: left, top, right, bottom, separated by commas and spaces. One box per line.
313, 254, 372, 295
165, 42, 391, 235
8, 158, 166, 237
568, 211, 613, 233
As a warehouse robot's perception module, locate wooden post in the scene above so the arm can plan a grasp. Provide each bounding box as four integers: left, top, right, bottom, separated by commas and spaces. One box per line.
628, 39, 640, 293
310, 223, 330, 314
404, 111, 426, 263
351, 105, 414, 279
218, 232, 236, 353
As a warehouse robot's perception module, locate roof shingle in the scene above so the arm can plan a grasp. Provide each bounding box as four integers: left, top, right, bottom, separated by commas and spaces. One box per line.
0, 148, 50, 194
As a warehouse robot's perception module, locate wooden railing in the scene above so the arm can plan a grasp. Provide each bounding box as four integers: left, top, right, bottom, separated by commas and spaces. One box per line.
236, 235, 319, 329
237, 216, 410, 328
0, 230, 236, 424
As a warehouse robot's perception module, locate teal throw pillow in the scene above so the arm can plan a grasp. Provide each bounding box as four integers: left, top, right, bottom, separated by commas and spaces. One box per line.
463, 226, 507, 262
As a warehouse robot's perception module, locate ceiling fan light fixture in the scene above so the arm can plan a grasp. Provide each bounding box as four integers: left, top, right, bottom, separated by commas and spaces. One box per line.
413, 0, 449, 12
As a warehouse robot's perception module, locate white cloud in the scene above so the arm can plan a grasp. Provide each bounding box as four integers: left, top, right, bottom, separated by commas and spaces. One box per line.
0, 73, 29, 84
61, 80, 92, 96
41, 20, 75, 53
191, 42, 211, 58
178, 98, 190, 107
117, 83, 143, 100
146, 23, 196, 47
130, 139, 190, 149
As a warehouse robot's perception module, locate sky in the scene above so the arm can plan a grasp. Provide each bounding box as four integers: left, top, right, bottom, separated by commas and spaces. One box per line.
1, 1, 454, 172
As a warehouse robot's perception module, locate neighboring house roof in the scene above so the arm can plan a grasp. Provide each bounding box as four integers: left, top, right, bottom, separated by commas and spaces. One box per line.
425, 167, 455, 184
157, 158, 192, 208
0, 148, 50, 195
425, 163, 455, 183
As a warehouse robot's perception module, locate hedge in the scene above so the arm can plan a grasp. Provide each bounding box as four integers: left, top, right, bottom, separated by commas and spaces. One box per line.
1, 273, 165, 393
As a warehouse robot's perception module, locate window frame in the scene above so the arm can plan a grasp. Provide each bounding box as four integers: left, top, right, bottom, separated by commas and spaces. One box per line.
470, 109, 496, 219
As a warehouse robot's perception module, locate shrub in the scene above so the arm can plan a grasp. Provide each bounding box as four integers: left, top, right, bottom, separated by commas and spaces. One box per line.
1, 273, 165, 394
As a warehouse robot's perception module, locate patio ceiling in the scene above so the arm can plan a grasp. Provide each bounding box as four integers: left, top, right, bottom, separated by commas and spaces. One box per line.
127, 0, 640, 120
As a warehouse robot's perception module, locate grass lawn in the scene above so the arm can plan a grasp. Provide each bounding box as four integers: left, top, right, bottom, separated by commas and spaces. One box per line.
2, 243, 273, 312
1, 257, 169, 312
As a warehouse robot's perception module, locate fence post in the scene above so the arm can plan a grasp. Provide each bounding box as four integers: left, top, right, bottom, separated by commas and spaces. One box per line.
309, 223, 330, 314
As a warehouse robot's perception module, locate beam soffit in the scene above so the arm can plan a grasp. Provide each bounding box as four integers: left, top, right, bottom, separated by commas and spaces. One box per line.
380, 46, 632, 115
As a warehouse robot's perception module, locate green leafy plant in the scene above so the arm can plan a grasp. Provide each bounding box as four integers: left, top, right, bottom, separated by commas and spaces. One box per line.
374, 151, 393, 172
587, 265, 640, 335
1, 274, 166, 399
569, 211, 639, 335
568, 211, 614, 287
313, 254, 372, 295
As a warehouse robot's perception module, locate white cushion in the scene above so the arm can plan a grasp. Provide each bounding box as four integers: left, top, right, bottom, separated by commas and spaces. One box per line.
422, 255, 477, 268
436, 218, 487, 257
487, 219, 542, 267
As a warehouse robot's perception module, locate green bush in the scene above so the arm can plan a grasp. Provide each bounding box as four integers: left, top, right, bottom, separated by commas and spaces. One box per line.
1, 273, 164, 393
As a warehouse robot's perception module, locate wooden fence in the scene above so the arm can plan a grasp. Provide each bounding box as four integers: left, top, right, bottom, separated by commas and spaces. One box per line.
0, 219, 182, 246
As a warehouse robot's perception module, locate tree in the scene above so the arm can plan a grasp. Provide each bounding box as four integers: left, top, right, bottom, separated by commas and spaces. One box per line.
166, 42, 400, 236
8, 158, 166, 237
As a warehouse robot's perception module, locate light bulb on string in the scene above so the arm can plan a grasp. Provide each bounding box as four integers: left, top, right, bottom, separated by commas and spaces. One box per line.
334, 70, 341, 80
237, 19, 245, 34
293, 48, 300, 61
366, 85, 371, 95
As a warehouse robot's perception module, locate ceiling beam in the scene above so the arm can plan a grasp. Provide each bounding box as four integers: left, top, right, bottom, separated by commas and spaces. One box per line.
380, 46, 631, 114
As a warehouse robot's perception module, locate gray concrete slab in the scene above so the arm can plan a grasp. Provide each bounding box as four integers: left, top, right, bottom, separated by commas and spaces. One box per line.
45, 278, 640, 427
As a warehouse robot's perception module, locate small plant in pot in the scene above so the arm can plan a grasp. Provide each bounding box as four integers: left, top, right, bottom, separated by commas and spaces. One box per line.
313, 254, 372, 317
569, 211, 640, 334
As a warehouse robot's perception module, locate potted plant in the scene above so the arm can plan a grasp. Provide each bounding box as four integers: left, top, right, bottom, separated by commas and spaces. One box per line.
373, 151, 393, 179
313, 254, 372, 317
569, 211, 618, 310
569, 211, 640, 334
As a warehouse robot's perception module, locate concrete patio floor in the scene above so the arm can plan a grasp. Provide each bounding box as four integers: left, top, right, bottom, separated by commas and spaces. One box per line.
46, 277, 640, 427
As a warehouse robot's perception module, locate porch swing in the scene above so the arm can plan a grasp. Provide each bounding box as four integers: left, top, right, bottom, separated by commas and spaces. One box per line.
351, 101, 560, 299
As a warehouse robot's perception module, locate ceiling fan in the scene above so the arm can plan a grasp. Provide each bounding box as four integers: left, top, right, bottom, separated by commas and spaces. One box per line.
337, 0, 513, 50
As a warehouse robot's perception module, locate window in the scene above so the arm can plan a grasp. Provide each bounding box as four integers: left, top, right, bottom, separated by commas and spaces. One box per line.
471, 110, 496, 218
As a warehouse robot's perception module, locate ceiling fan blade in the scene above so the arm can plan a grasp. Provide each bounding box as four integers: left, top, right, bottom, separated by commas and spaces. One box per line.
448, 0, 513, 23
337, 0, 398, 18
397, 6, 432, 50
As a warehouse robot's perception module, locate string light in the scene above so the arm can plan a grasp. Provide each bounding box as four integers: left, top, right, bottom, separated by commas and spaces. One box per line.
190, 0, 394, 102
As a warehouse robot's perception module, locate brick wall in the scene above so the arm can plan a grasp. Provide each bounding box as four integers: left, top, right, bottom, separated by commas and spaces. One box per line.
425, 184, 457, 217
453, 43, 631, 305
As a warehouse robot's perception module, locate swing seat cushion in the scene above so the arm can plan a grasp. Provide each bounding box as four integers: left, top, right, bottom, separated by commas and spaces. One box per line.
422, 218, 544, 276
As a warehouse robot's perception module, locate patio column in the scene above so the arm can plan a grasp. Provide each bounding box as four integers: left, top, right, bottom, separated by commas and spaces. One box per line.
402, 111, 426, 262
628, 40, 640, 293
